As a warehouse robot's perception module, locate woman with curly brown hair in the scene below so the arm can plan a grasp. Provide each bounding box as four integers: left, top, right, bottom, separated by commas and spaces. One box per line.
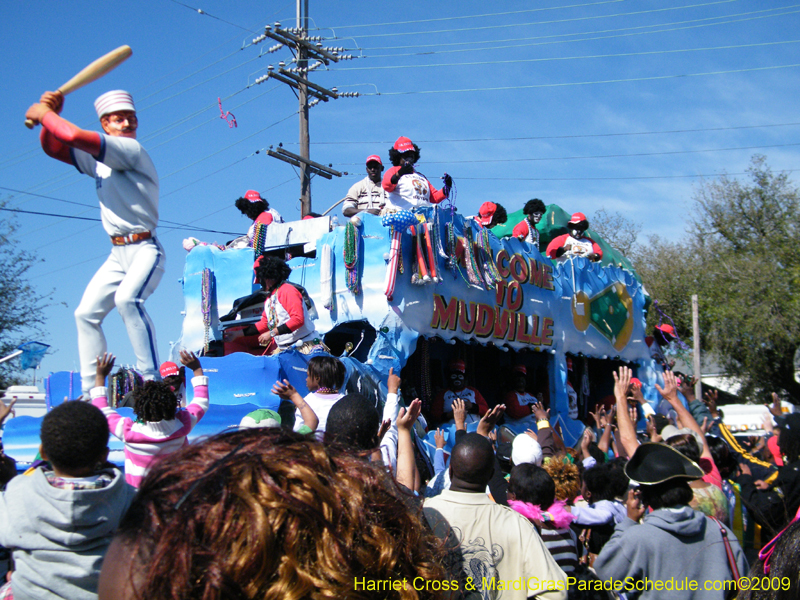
99, 427, 452, 600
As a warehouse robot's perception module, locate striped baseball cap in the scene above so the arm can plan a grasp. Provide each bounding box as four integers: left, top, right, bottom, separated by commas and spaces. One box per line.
94, 90, 135, 118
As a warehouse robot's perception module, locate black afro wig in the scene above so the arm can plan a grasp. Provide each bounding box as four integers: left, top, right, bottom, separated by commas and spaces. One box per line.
388, 142, 421, 167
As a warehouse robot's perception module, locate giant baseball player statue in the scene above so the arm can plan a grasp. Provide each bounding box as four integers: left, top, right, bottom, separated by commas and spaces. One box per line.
26, 90, 164, 395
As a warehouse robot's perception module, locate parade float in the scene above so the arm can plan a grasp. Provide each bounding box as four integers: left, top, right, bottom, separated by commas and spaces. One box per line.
3, 202, 669, 465
174, 203, 662, 442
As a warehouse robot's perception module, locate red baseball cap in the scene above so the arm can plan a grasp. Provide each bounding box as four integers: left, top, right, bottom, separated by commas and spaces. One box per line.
478, 202, 497, 226
159, 362, 180, 378
393, 136, 414, 152
448, 358, 466, 373
656, 324, 676, 337
366, 155, 382, 166
568, 212, 588, 225
513, 364, 527, 376
244, 190, 262, 203
630, 377, 642, 387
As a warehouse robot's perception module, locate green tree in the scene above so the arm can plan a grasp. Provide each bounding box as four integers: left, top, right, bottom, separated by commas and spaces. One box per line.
591, 208, 642, 257
634, 155, 800, 402
632, 235, 702, 336
0, 208, 48, 389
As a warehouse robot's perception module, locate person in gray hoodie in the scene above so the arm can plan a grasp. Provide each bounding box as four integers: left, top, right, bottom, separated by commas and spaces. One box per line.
0, 400, 136, 600
594, 443, 748, 599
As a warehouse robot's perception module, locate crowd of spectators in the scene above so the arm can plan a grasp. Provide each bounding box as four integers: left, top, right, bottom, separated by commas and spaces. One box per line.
0, 344, 798, 600
2, 133, 799, 599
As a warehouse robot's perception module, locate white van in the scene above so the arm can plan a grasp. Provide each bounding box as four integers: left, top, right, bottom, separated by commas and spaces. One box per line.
0, 386, 47, 419
719, 401, 795, 436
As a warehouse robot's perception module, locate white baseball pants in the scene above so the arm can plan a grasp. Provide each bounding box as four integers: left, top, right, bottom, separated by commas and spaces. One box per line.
75, 238, 165, 394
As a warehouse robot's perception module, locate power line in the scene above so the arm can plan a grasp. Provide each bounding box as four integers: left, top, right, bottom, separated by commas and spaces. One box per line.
457, 170, 799, 181
34, 252, 112, 279
334, 142, 800, 166
0, 57, 261, 173
336, 39, 800, 72
171, 176, 297, 233
364, 62, 800, 96
26, 174, 299, 278
1, 207, 99, 222
357, 5, 799, 54
158, 111, 298, 181
3, 92, 293, 222
0, 207, 239, 235
0, 82, 277, 187
137, 54, 262, 114
336, 0, 740, 40
300, 122, 800, 146
165, 0, 260, 33
0, 186, 239, 235
145, 85, 280, 151
325, 0, 628, 29
0, 7, 290, 171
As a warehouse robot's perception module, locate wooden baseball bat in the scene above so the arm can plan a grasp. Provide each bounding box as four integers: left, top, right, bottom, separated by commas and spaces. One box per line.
25, 45, 132, 129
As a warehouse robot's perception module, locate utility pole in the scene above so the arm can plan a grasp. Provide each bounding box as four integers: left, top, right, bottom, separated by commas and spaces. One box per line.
692, 294, 702, 399
297, 0, 310, 216
250, 2, 359, 217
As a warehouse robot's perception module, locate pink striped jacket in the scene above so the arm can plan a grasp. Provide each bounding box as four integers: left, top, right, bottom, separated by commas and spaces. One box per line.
91, 376, 209, 488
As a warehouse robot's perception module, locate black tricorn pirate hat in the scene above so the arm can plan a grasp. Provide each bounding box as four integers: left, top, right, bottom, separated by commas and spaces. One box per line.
624, 442, 705, 485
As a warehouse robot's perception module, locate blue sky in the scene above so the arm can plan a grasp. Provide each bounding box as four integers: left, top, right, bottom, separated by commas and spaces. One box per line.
1, 0, 799, 379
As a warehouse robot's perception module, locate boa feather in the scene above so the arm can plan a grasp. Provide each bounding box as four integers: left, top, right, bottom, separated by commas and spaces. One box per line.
508, 499, 574, 529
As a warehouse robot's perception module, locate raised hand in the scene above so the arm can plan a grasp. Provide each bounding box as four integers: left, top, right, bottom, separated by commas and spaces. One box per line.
768, 392, 783, 418
387, 367, 401, 395
613, 366, 633, 404
271, 379, 298, 400
655, 370, 679, 403
703, 389, 719, 416
531, 402, 549, 422
581, 428, 593, 451
179, 350, 202, 375
0, 397, 17, 425
96, 352, 116, 379
588, 407, 604, 430
452, 398, 467, 430
434, 428, 446, 449
94, 352, 116, 388
627, 488, 646, 522
377, 418, 392, 441
630, 379, 645, 404
397, 399, 422, 432
477, 404, 505, 438
701, 417, 712, 434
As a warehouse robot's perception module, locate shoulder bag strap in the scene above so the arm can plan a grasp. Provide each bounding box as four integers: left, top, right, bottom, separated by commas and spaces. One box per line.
710, 516, 740, 580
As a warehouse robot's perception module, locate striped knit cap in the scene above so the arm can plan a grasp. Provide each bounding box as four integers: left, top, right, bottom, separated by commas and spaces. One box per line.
94, 90, 135, 118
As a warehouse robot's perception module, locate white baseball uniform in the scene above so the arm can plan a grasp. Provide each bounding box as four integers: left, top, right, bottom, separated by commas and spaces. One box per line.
71, 134, 164, 394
